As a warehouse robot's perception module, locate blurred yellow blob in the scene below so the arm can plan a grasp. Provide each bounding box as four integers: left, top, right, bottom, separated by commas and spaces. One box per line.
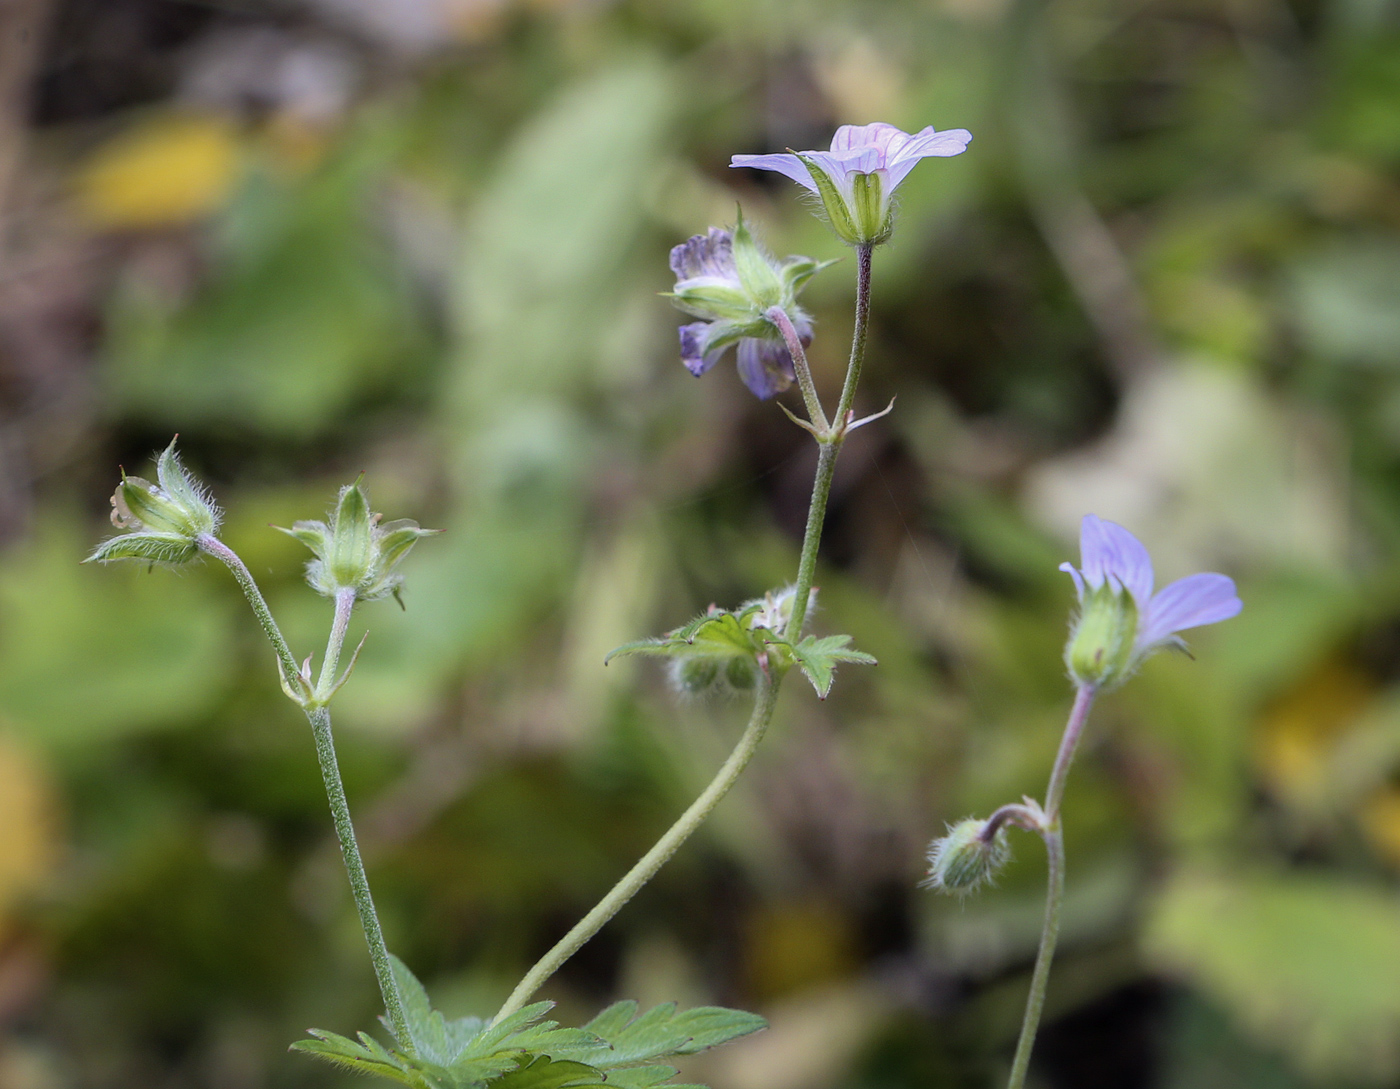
76, 113, 240, 229
1361, 788, 1400, 868
743, 900, 857, 1002
0, 733, 56, 940
1255, 659, 1374, 809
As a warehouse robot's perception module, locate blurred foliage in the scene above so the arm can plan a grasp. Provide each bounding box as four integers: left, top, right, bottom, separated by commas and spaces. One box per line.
4, 0, 1400, 1086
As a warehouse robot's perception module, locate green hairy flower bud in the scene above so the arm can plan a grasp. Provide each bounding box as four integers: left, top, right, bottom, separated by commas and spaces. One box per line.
1064, 581, 1139, 690
87, 438, 220, 566
924, 818, 1012, 897
279, 479, 440, 603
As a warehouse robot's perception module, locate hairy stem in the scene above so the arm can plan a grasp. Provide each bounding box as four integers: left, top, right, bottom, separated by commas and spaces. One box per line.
493, 672, 782, 1022
1006, 683, 1097, 1089
317, 587, 356, 700
784, 441, 839, 642
197, 535, 302, 688
309, 704, 413, 1051
767, 305, 829, 435
495, 249, 880, 1020
833, 244, 873, 428
198, 536, 413, 1053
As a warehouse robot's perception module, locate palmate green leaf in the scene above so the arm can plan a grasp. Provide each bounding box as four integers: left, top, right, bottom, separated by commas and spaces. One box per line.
297, 960, 763, 1089
550, 1001, 766, 1069
602, 1066, 680, 1089
390, 955, 493, 1067
605, 607, 762, 665
292, 1029, 427, 1087
490, 1057, 605, 1089
776, 634, 877, 699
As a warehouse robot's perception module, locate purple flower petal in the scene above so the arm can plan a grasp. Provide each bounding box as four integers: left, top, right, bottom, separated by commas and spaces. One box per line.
679, 323, 723, 376
885, 129, 974, 188
1078, 515, 1154, 605
730, 153, 816, 191
1141, 573, 1242, 648
830, 123, 906, 157
1059, 561, 1085, 600
670, 228, 736, 280
735, 338, 795, 399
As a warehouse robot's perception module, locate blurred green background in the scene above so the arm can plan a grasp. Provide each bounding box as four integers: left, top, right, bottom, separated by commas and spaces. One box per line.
0, 0, 1398, 1084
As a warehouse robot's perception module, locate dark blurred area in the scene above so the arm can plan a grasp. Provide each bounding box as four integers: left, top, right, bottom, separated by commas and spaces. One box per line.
1, 0, 1399, 1085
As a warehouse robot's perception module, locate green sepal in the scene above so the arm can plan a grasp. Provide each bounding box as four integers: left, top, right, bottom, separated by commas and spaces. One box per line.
767, 634, 877, 699
279, 482, 439, 603
85, 531, 200, 566
848, 173, 891, 245
795, 154, 860, 244
664, 284, 755, 323
730, 209, 784, 309
328, 480, 375, 587
276, 520, 329, 554
380, 520, 443, 570
781, 256, 839, 293
153, 440, 219, 534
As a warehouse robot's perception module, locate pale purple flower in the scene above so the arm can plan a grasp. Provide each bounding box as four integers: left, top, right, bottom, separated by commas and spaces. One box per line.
1061, 514, 1241, 687
669, 224, 820, 400
731, 122, 971, 244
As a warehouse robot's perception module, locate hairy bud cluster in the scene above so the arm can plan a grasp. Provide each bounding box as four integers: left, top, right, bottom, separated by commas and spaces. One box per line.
1064, 580, 1140, 690
923, 818, 1012, 897
87, 439, 221, 566
278, 480, 439, 603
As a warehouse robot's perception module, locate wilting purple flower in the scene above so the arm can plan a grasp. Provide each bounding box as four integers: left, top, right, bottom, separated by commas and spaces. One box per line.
1061, 514, 1241, 689
731, 122, 971, 245
669, 218, 830, 400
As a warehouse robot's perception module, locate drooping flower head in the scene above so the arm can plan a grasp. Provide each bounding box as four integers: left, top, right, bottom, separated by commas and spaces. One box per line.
668, 213, 832, 399
86, 438, 221, 566
731, 122, 972, 246
1061, 514, 1242, 690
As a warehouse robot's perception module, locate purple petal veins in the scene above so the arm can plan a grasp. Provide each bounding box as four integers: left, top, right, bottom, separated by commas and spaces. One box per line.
679, 323, 722, 376
1062, 514, 1241, 665
731, 122, 972, 193
1141, 573, 1242, 648
735, 338, 796, 399
670, 228, 736, 280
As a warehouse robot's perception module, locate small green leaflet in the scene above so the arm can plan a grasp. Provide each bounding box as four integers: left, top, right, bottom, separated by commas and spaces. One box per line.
768, 635, 877, 699
605, 604, 765, 665
293, 957, 766, 1089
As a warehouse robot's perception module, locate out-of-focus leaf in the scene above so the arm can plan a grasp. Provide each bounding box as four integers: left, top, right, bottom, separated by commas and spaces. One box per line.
104, 135, 431, 436
1145, 868, 1400, 1081
1026, 364, 1352, 581
1291, 240, 1400, 368
0, 518, 236, 751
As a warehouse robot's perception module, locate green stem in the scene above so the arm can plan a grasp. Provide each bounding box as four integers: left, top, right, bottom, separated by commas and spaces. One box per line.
494, 247, 880, 1021
767, 305, 830, 435
317, 587, 356, 701
309, 704, 413, 1052
1005, 682, 1097, 1089
198, 535, 414, 1054
493, 672, 782, 1022
833, 244, 873, 428
783, 244, 871, 641
783, 441, 838, 642
197, 534, 302, 689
